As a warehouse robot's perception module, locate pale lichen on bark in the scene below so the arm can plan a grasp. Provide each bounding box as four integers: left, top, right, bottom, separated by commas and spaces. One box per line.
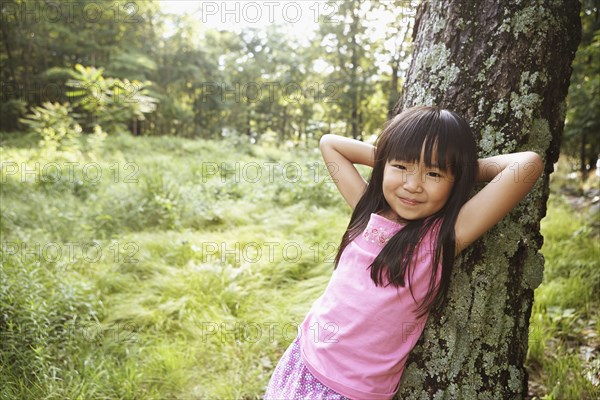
404, 42, 459, 105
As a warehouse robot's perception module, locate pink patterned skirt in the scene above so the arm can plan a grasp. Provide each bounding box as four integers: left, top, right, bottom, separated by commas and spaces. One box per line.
264, 336, 351, 400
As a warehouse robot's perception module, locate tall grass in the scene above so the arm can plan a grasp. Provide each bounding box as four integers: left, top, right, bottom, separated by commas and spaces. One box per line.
1, 132, 597, 399
1, 131, 347, 399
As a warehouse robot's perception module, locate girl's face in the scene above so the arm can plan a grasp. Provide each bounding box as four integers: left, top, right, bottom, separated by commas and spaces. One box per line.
381, 152, 455, 222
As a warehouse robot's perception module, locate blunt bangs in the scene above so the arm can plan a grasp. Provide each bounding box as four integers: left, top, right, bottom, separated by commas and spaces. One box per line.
377, 107, 470, 176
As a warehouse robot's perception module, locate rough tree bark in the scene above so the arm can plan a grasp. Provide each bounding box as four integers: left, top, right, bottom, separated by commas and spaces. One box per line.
393, 1, 581, 398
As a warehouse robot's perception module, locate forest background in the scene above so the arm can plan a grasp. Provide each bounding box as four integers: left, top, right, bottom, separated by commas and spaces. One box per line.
0, 0, 598, 399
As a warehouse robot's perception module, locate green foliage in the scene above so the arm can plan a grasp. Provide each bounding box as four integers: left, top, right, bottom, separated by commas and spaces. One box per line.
0, 99, 28, 130
272, 162, 342, 208
525, 168, 600, 400
0, 255, 102, 398
0, 0, 399, 141
315, 0, 391, 139
105, 52, 158, 81
136, 173, 183, 230
66, 64, 158, 134
19, 102, 82, 155
562, 2, 600, 169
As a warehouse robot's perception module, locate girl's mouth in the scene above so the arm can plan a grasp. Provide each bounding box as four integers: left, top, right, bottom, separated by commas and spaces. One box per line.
399, 197, 421, 206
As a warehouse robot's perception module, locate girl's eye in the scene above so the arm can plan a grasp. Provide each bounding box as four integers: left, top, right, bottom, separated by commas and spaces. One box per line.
392, 163, 407, 170
427, 172, 442, 178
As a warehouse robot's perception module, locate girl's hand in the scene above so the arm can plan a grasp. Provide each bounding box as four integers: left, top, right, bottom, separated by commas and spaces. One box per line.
319, 134, 375, 209
454, 152, 544, 255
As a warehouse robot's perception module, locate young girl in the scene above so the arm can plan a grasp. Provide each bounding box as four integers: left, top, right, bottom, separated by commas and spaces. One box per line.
264, 106, 543, 400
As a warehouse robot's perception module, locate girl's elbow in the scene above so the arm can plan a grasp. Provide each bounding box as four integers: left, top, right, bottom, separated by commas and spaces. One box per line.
319, 134, 332, 149
531, 151, 543, 168
526, 151, 544, 181
528, 151, 542, 163
320, 134, 341, 153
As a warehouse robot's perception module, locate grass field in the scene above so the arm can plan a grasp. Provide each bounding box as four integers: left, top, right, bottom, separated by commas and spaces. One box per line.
1, 131, 598, 399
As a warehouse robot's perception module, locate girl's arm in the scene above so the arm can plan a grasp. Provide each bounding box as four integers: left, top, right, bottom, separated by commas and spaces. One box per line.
319, 134, 375, 209
454, 152, 544, 255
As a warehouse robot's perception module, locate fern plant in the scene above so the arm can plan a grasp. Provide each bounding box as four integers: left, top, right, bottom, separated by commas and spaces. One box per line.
65, 64, 158, 134
19, 102, 82, 155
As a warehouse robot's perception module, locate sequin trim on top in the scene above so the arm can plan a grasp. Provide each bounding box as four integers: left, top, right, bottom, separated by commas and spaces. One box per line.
361, 214, 403, 245
362, 226, 393, 245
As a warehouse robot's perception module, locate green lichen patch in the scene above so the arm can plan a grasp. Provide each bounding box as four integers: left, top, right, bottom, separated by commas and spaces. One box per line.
512, 5, 546, 37
508, 365, 524, 391
407, 43, 460, 104
480, 125, 498, 155
525, 118, 551, 158
521, 250, 544, 290
510, 91, 541, 122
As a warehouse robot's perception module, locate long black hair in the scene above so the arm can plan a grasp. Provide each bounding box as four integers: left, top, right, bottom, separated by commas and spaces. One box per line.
333, 106, 478, 317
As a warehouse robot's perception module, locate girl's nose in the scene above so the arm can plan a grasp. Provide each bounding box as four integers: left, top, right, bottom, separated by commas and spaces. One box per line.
403, 172, 423, 192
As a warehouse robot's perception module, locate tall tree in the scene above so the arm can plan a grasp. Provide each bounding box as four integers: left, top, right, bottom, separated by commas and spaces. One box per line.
371, 0, 416, 120
317, 0, 380, 139
392, 1, 581, 398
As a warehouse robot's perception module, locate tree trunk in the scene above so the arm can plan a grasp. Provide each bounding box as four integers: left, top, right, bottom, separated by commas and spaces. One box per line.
581, 130, 588, 179
393, 1, 581, 398
350, 4, 360, 140
388, 59, 400, 120
280, 105, 288, 144
0, 19, 17, 88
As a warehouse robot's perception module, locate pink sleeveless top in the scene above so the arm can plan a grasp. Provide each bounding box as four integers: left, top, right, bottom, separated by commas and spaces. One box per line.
299, 213, 441, 400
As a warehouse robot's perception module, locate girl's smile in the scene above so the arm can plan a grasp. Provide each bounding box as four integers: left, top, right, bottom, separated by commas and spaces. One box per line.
398, 197, 422, 206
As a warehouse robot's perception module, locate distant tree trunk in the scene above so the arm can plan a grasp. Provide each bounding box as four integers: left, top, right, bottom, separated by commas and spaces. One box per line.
280, 105, 288, 144
393, 1, 581, 398
581, 131, 588, 179
131, 119, 138, 136
351, 100, 359, 139
388, 58, 400, 120
246, 107, 251, 138
358, 111, 364, 141
0, 21, 17, 87
350, 5, 360, 140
